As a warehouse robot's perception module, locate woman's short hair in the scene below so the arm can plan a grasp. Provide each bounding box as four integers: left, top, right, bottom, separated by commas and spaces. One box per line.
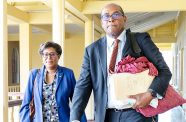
39, 41, 62, 56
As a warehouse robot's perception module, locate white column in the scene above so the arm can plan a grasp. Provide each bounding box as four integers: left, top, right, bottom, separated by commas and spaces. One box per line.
84, 16, 94, 120
182, 46, 186, 97
52, 0, 65, 66
182, 46, 186, 109
85, 16, 94, 47
19, 23, 32, 93
0, 0, 8, 121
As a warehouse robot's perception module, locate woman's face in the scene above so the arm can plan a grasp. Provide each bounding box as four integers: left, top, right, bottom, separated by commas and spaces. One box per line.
42, 47, 60, 69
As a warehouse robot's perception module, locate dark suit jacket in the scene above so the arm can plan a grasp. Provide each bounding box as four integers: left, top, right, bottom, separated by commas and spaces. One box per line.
19, 65, 87, 122
70, 29, 172, 122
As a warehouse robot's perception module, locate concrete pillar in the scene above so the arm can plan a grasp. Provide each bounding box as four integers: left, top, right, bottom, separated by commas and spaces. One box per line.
19, 23, 32, 93
182, 46, 186, 111
84, 16, 94, 120
0, 0, 8, 121
183, 44, 186, 97
52, 0, 65, 66
85, 16, 94, 47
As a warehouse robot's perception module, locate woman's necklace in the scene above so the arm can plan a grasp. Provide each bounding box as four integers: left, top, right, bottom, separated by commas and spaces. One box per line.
47, 72, 56, 76
46, 70, 57, 84
47, 69, 57, 76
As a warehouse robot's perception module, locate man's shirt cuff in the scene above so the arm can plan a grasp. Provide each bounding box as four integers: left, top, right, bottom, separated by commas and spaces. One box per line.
71, 120, 80, 122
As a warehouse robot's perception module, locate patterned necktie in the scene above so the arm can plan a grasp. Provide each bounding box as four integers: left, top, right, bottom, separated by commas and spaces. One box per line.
109, 39, 119, 73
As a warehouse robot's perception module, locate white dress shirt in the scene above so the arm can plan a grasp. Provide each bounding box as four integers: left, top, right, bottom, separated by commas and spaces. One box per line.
106, 29, 132, 109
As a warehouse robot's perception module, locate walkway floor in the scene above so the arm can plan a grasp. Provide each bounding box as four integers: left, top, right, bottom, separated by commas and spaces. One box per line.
87, 106, 186, 122
159, 106, 186, 122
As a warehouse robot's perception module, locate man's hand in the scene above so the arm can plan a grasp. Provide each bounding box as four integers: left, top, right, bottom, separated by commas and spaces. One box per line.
128, 91, 153, 109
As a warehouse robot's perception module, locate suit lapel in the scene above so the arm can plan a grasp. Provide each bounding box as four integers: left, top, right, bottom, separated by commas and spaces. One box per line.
97, 37, 107, 82
55, 67, 64, 93
122, 29, 131, 57
97, 33, 130, 80
36, 66, 44, 103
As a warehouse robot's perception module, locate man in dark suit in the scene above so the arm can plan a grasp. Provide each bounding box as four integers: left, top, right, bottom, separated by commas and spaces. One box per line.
70, 3, 172, 122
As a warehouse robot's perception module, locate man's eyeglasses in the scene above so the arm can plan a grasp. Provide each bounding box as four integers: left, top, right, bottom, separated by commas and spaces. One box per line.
101, 12, 124, 21
42, 52, 58, 58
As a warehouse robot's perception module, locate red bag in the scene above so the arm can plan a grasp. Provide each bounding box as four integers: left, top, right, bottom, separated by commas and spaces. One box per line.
29, 95, 35, 119
136, 85, 186, 117
29, 69, 39, 120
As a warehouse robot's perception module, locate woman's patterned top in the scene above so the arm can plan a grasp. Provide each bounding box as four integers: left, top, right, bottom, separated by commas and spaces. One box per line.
42, 70, 59, 122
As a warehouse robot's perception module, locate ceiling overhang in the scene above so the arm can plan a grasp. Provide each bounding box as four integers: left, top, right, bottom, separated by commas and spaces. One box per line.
82, 0, 186, 14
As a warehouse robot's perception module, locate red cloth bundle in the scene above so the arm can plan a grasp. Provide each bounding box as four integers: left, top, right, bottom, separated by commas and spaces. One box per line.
116, 55, 186, 117
116, 55, 158, 76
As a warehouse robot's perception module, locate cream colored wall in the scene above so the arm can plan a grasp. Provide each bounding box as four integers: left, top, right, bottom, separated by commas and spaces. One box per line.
31, 33, 52, 69
64, 33, 85, 79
